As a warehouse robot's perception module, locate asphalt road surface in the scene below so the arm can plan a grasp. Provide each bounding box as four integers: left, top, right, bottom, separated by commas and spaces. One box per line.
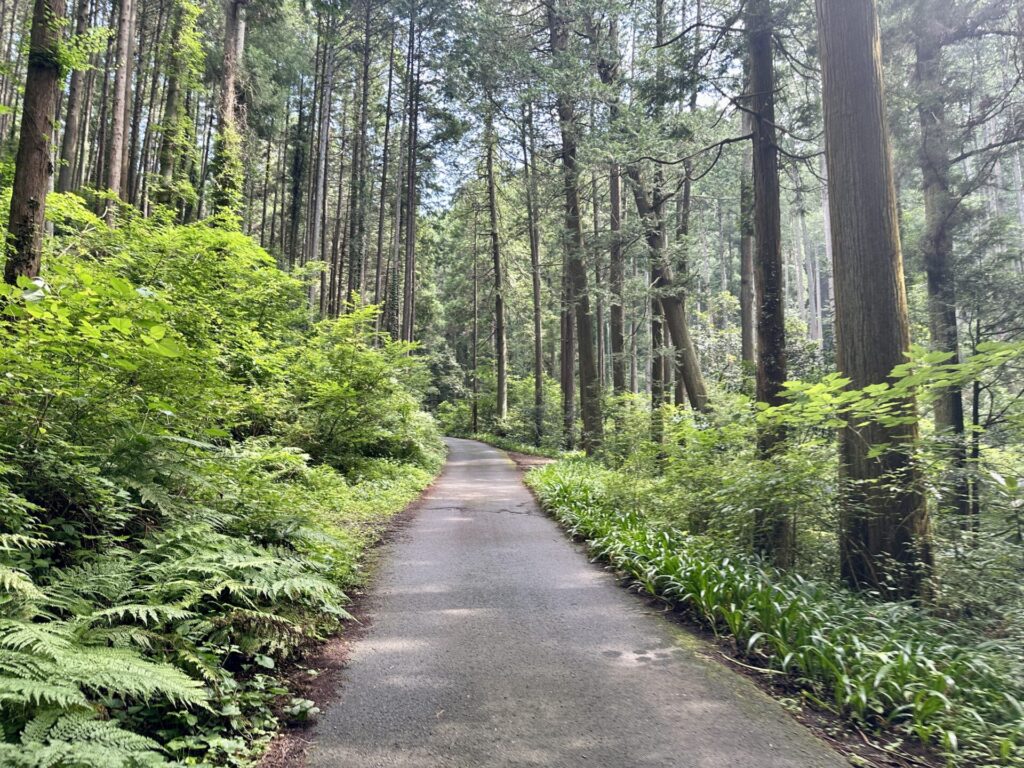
307, 437, 847, 768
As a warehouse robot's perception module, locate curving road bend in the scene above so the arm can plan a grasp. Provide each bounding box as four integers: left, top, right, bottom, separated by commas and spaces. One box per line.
307, 437, 847, 768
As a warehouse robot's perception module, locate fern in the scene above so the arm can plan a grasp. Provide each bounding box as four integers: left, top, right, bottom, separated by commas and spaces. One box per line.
0, 621, 72, 656
0, 720, 167, 767
0, 566, 43, 600
43, 557, 136, 609
0, 742, 147, 768
0, 677, 89, 708
0, 615, 207, 730
0, 534, 52, 552
34, 712, 162, 754
57, 646, 207, 706
19, 709, 61, 743
88, 603, 196, 627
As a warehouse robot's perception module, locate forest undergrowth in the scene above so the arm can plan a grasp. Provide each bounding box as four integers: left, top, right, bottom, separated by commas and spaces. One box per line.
0, 196, 443, 767
524, 387, 1024, 768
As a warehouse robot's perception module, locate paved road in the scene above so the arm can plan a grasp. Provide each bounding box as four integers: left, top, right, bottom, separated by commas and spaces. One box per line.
308, 438, 846, 768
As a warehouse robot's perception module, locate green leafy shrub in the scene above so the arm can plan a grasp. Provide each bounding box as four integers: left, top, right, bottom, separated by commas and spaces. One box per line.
0, 195, 442, 765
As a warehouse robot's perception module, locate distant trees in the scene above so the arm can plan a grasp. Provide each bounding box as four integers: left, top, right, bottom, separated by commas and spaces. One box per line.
2, 0, 1021, 602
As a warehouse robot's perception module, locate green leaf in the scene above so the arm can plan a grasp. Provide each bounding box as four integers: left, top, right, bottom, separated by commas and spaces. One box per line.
109, 317, 133, 335
151, 337, 184, 358
108, 277, 136, 298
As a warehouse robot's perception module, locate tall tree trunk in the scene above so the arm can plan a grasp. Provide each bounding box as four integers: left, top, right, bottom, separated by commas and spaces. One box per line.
739, 108, 756, 368
796, 175, 823, 343
628, 168, 709, 411
156, 2, 185, 202
485, 109, 507, 422
816, 0, 933, 599
592, 171, 605, 388
2, 0, 29, 144
914, 1, 970, 524
308, 36, 334, 289
211, 0, 248, 215
4, 0, 64, 284
373, 22, 397, 313
820, 153, 835, 347
124, 0, 150, 204
302, 26, 324, 267
400, 4, 419, 342
651, 302, 666, 443
609, 159, 626, 394
56, 0, 89, 193
105, 0, 134, 213
471, 209, 480, 434
92, 2, 115, 190
748, 0, 792, 568
329, 93, 350, 318
548, 0, 602, 455
73, 0, 99, 192
117, 0, 136, 196
1013, 149, 1024, 273
674, 0, 704, 408
590, 15, 627, 396
288, 82, 306, 269
385, 66, 408, 339
133, 0, 168, 207
522, 103, 544, 445
560, 280, 576, 449
346, 0, 372, 305
789, 175, 807, 329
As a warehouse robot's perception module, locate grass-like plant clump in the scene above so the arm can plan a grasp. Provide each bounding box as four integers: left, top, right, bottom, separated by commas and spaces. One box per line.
527, 459, 1024, 767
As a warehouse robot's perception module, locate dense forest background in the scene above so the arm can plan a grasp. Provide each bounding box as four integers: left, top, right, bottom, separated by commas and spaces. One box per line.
1, 0, 1023, 765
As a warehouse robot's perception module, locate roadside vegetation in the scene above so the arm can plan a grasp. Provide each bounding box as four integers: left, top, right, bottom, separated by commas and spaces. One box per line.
526, 364, 1024, 766
0, 197, 442, 766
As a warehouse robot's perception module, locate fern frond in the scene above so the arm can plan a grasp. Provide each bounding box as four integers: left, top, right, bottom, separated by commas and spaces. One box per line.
268, 575, 345, 606
0, 621, 72, 657
44, 557, 135, 603
230, 606, 308, 639
0, 566, 43, 600
20, 708, 61, 743
0, 648, 58, 680
122, 477, 187, 517
79, 625, 159, 651
44, 712, 163, 754
0, 738, 167, 767
166, 644, 221, 684
0, 677, 90, 708
201, 579, 258, 606
88, 604, 196, 627
60, 647, 208, 707
0, 534, 53, 552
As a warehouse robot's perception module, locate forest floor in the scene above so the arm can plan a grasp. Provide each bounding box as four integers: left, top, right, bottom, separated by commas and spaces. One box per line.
274, 437, 852, 767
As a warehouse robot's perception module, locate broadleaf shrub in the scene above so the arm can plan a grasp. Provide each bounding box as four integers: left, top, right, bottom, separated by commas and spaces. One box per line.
0, 195, 443, 765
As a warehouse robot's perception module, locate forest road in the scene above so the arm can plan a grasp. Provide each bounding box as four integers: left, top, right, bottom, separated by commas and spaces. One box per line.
307, 437, 847, 768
